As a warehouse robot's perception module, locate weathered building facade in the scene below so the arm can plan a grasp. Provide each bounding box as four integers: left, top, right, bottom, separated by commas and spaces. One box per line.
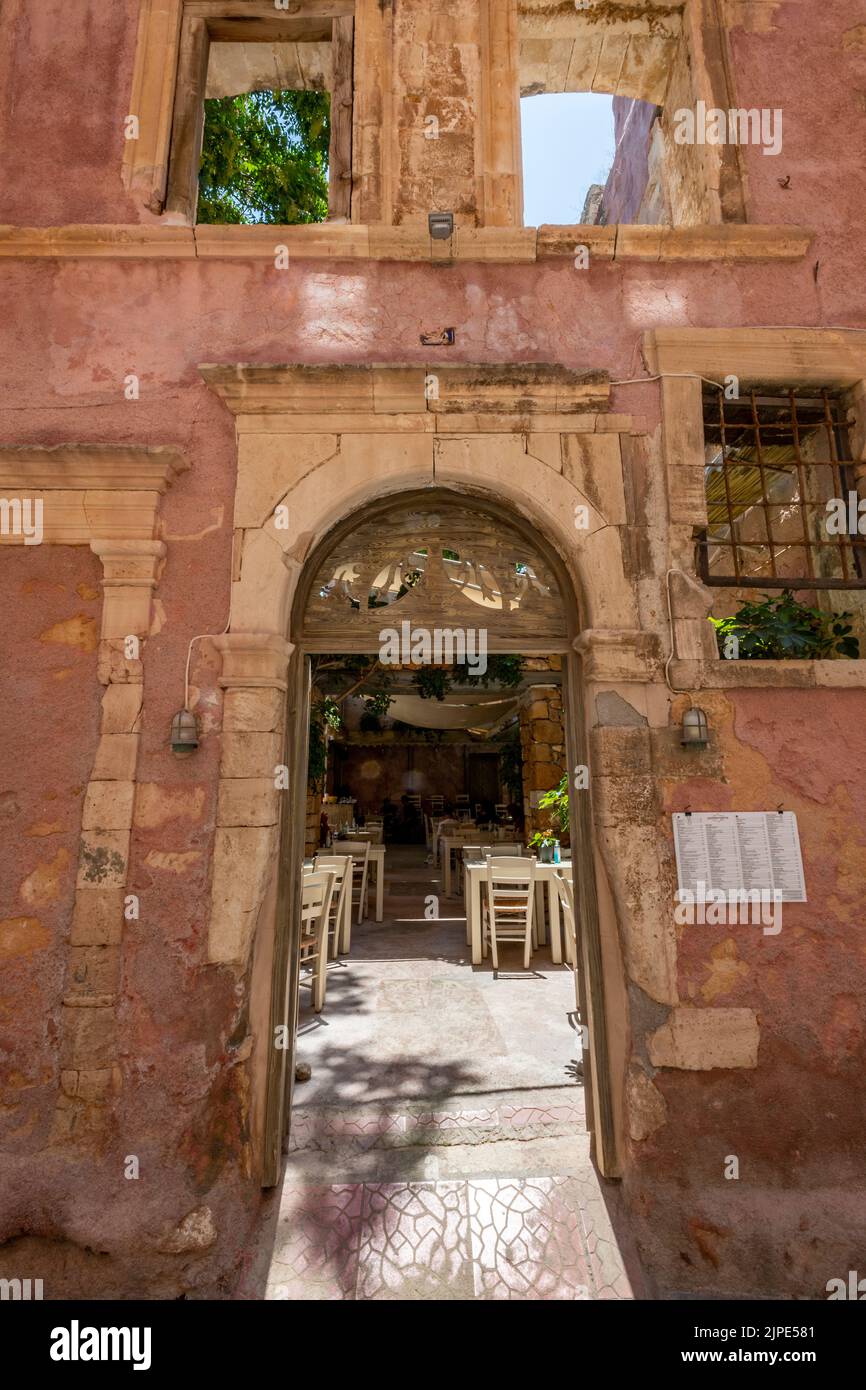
1, 0, 865, 1299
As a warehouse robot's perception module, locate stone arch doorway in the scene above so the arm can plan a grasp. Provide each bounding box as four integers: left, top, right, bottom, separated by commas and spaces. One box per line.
262, 485, 620, 1187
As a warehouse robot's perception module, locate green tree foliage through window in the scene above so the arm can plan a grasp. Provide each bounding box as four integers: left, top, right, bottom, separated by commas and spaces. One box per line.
198, 90, 330, 225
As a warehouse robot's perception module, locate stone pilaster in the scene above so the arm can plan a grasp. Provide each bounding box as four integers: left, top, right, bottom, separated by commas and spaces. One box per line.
208, 634, 292, 967
53, 540, 165, 1144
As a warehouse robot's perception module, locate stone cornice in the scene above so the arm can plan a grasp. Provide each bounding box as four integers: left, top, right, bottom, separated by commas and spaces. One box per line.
644, 327, 866, 386
199, 363, 610, 416
0, 445, 189, 491
0, 446, 188, 545
214, 633, 294, 691
574, 631, 662, 684
0, 223, 814, 265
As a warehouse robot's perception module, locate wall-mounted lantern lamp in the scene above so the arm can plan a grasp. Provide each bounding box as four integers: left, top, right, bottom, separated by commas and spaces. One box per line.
170, 708, 199, 754
681, 707, 710, 748
428, 211, 454, 240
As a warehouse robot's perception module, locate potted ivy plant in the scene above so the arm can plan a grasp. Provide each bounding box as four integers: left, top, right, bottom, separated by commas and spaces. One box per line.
710, 591, 860, 660
529, 775, 570, 859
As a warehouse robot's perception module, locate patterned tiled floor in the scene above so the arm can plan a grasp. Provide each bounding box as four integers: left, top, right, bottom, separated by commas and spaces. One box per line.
266, 1174, 631, 1301
255, 847, 639, 1301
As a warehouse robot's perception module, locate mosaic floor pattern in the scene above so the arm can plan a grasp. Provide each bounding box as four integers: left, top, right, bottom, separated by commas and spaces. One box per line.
266, 1174, 633, 1301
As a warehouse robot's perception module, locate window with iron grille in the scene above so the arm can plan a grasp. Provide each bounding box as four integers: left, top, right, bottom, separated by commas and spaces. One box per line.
699, 388, 866, 589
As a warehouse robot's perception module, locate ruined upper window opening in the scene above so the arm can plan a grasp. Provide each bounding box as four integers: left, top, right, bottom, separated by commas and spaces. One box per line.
516, 0, 747, 227
520, 92, 615, 225
164, 3, 355, 225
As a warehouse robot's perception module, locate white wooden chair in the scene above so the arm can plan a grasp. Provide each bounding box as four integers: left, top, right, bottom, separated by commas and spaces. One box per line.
463, 844, 524, 941
339, 839, 371, 927
554, 870, 581, 1013
458, 842, 522, 897
430, 796, 445, 814
365, 819, 384, 845
313, 854, 352, 959
483, 856, 538, 969
299, 868, 335, 1013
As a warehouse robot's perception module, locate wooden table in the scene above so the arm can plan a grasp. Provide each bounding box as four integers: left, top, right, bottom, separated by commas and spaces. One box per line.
465, 860, 573, 966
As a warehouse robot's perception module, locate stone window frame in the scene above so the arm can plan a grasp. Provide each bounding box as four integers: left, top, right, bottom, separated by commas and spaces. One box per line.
645, 327, 866, 689
122, 0, 359, 224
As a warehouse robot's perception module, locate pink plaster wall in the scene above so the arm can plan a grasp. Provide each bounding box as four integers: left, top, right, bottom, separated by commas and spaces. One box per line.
1, 0, 866, 1298
629, 688, 866, 1294
0, 546, 102, 1144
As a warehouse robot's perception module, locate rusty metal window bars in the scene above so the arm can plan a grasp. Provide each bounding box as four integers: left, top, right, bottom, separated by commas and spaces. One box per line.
699, 387, 866, 589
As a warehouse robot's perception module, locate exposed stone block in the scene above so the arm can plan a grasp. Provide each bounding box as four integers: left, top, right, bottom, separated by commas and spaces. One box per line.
234, 433, 340, 529
593, 774, 657, 827
75, 1068, 118, 1104
156, 1206, 217, 1254
60, 1003, 118, 1069
627, 1066, 668, 1143
70, 888, 125, 946
76, 833, 129, 889
591, 725, 652, 776
100, 683, 143, 733
530, 719, 563, 744
220, 731, 283, 780
595, 690, 648, 727
222, 688, 285, 732
91, 734, 140, 781
96, 640, 144, 686
648, 1007, 760, 1071
133, 783, 206, 829
217, 778, 280, 828
562, 433, 626, 523
82, 781, 135, 831
208, 825, 279, 965
67, 945, 121, 997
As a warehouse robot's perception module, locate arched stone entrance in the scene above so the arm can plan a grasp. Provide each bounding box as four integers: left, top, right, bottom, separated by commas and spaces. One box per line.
260, 485, 621, 1188
201, 363, 652, 1195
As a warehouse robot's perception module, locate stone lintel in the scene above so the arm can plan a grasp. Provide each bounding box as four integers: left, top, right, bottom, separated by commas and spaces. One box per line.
199, 363, 611, 417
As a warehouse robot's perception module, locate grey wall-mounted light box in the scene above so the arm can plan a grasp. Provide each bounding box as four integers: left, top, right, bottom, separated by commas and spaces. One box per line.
428, 211, 454, 240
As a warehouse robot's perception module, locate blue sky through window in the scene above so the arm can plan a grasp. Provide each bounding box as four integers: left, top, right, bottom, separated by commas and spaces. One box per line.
520, 93, 616, 226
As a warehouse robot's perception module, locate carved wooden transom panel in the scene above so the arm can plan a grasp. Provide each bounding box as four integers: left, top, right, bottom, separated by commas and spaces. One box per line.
303, 499, 568, 650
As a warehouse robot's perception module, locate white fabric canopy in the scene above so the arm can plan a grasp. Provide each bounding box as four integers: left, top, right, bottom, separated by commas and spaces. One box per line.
387, 693, 518, 731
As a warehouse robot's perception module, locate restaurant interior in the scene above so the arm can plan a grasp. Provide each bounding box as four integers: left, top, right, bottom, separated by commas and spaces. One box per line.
294, 652, 584, 1119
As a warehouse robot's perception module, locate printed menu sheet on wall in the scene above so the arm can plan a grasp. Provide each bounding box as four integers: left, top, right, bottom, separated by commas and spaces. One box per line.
673, 812, 807, 903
